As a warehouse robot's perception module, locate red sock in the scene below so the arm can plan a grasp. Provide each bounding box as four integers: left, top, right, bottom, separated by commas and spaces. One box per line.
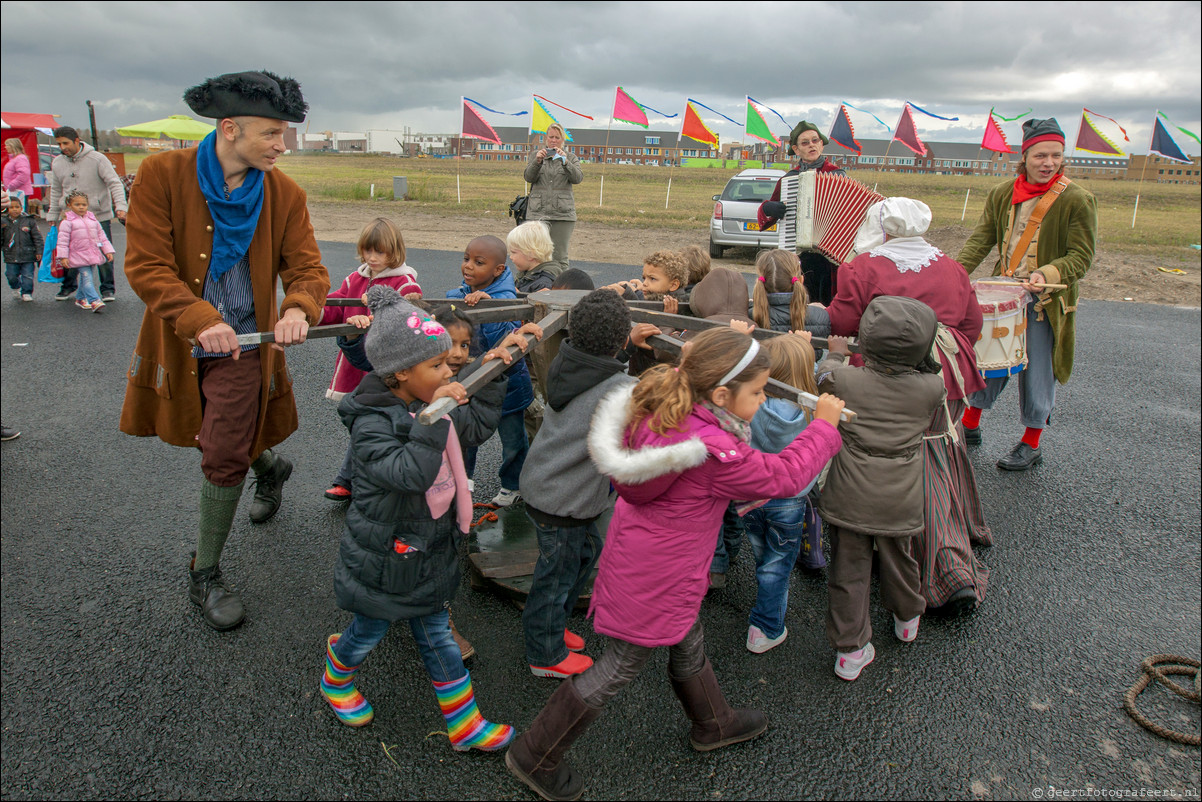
962, 407, 983, 430
1021, 427, 1043, 449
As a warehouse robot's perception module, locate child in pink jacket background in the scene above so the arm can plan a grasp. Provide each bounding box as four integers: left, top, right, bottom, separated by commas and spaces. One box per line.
56, 189, 114, 312
321, 218, 422, 501
505, 326, 846, 802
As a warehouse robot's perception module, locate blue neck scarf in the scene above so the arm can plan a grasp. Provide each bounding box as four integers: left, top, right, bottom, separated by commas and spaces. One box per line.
196, 131, 264, 281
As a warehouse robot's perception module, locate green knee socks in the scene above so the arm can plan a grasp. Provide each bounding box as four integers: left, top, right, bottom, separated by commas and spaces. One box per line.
195, 479, 245, 571
250, 449, 274, 476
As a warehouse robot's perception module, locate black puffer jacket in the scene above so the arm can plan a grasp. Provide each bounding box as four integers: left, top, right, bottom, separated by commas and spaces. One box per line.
1, 212, 44, 264
334, 372, 506, 621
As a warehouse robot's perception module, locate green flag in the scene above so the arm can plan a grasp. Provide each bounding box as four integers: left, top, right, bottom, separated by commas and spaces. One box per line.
745, 98, 776, 144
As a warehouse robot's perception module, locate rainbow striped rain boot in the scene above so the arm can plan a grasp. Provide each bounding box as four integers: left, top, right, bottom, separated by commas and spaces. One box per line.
432, 672, 515, 752
320, 634, 374, 727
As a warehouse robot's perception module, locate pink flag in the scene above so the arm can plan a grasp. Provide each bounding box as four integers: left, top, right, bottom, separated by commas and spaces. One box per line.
461, 99, 501, 144
893, 105, 927, 157
613, 87, 649, 128
981, 113, 1014, 154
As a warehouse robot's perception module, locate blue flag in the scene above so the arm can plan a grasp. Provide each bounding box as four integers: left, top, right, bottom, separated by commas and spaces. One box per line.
829, 106, 861, 155
1150, 116, 1190, 164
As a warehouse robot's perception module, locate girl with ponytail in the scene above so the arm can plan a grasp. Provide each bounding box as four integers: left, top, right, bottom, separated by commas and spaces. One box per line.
506, 327, 846, 801
750, 248, 831, 338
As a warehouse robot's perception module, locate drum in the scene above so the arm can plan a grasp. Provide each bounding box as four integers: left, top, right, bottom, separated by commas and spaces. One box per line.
973, 282, 1029, 378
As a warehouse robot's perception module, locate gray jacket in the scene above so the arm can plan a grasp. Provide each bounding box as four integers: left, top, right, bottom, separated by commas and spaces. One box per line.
48, 143, 127, 223
816, 297, 945, 537
520, 344, 634, 524
523, 150, 583, 222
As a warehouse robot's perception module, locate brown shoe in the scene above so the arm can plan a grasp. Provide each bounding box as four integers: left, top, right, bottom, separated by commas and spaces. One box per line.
505, 678, 602, 801
669, 657, 767, 751
449, 615, 475, 660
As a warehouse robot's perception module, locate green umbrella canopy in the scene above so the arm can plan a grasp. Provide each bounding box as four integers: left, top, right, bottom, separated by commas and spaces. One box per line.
116, 115, 215, 141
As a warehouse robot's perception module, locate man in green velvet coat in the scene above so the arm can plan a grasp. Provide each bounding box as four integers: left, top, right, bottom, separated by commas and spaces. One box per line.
957, 118, 1098, 471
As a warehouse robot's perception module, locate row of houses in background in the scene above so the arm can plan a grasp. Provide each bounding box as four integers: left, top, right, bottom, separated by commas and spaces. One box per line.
111, 125, 1199, 184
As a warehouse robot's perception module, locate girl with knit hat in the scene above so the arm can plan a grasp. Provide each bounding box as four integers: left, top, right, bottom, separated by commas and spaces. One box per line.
319, 286, 514, 753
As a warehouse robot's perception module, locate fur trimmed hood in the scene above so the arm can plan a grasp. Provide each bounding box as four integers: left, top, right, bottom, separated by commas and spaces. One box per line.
587, 384, 708, 487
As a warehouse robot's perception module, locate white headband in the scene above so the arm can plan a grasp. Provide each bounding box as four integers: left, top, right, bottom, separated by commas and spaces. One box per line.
718, 338, 761, 385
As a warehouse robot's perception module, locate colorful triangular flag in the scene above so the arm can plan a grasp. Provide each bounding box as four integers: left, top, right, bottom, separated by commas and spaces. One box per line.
745, 98, 776, 144
1150, 114, 1191, 164
1075, 110, 1124, 156
981, 110, 1015, 154
530, 97, 573, 142
461, 98, 501, 145
893, 105, 927, 157
829, 105, 861, 155
681, 101, 719, 146
613, 87, 649, 128
1158, 111, 1201, 145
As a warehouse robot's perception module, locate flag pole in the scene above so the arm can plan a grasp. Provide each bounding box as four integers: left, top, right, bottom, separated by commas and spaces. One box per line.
457, 97, 463, 204
667, 104, 685, 210
601, 89, 614, 206
875, 139, 894, 194
1132, 151, 1150, 228
1072, 108, 1084, 164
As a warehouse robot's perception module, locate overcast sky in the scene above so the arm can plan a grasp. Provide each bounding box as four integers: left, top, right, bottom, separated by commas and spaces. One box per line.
3, 1, 1199, 155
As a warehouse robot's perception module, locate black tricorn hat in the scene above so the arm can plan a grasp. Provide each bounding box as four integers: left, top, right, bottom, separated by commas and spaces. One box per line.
184, 70, 307, 123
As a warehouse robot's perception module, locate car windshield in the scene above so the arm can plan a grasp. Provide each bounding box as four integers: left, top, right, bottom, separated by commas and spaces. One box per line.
721, 178, 777, 203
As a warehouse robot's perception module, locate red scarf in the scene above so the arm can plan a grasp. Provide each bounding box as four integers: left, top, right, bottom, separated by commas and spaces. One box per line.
1012, 172, 1061, 205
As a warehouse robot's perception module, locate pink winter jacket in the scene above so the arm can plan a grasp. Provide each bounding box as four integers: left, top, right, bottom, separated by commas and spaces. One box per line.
586, 383, 842, 647
56, 209, 114, 268
319, 263, 422, 399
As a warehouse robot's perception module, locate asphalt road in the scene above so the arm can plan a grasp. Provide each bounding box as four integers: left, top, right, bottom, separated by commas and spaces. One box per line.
2, 229, 1199, 800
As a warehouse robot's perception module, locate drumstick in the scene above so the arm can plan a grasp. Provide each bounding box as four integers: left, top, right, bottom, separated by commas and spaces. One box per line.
977, 279, 1069, 290
643, 330, 857, 423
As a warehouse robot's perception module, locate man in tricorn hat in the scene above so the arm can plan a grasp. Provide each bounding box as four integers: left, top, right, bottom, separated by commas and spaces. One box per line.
119, 70, 329, 630
957, 117, 1097, 471
757, 120, 847, 305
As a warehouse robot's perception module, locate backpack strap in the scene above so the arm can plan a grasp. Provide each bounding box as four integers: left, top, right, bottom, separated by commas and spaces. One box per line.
1003, 175, 1072, 277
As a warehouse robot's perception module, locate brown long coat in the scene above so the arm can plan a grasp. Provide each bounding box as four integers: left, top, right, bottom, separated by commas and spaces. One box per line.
118, 147, 329, 453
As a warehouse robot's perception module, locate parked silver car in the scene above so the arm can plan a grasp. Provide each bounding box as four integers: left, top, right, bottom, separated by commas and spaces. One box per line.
708, 168, 786, 258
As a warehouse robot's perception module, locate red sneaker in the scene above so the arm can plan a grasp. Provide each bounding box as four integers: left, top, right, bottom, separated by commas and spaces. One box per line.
529, 651, 593, 679
324, 484, 352, 501
564, 629, 585, 652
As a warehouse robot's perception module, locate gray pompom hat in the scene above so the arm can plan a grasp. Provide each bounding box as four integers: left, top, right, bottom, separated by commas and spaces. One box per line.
184, 70, 308, 123
363, 286, 452, 375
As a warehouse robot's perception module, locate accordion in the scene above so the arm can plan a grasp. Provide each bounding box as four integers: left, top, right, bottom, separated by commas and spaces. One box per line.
778, 172, 884, 263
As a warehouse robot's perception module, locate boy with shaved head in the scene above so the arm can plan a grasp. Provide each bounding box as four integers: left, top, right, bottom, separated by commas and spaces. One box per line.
447, 234, 535, 506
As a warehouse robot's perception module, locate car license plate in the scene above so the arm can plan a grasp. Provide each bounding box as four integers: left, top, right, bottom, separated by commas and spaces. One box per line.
743, 222, 776, 232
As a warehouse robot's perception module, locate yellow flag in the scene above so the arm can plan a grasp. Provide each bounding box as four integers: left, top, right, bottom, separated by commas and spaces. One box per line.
530, 97, 572, 141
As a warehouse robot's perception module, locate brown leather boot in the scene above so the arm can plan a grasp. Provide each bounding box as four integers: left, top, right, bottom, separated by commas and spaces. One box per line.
669, 657, 767, 752
449, 614, 475, 660
505, 678, 602, 802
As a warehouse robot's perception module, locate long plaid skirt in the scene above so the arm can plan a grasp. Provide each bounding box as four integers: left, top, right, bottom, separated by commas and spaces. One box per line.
916, 399, 992, 609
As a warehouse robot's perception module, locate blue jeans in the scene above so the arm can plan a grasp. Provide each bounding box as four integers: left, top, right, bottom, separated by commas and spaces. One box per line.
497, 410, 529, 491
709, 502, 745, 574
75, 264, 102, 304
743, 496, 808, 639
522, 516, 602, 666
5, 262, 35, 295
331, 610, 465, 683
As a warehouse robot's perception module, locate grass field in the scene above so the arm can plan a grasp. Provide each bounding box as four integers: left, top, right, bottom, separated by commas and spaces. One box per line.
122, 151, 1201, 262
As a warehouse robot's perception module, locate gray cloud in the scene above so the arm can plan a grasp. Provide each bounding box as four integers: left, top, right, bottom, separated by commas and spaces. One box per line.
2, 1, 1198, 152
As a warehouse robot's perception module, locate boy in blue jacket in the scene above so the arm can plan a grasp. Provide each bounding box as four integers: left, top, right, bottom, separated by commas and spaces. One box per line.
447, 235, 534, 506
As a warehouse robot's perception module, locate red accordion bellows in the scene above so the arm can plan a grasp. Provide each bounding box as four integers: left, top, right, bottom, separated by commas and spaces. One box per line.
779, 173, 884, 264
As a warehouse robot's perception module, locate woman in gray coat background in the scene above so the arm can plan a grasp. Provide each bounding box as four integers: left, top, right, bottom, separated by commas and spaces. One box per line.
523, 123, 583, 267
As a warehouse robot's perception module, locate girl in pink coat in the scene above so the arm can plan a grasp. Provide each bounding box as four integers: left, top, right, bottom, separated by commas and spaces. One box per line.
320, 218, 422, 502
505, 327, 845, 802
56, 190, 114, 312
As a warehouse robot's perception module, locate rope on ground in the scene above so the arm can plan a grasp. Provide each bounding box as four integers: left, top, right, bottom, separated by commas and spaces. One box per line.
1123, 654, 1200, 746
470, 503, 500, 530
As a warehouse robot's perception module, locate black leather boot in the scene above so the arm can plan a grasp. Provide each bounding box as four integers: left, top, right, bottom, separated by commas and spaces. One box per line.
670, 657, 767, 752
505, 678, 602, 801
248, 454, 293, 523
188, 553, 246, 631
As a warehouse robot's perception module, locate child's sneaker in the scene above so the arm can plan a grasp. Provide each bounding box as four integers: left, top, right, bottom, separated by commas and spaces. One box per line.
563, 629, 585, 652
21, 294, 32, 302
11, 289, 20, 299
90, 300, 105, 313
746, 624, 788, 654
893, 614, 920, 643
834, 642, 875, 681
490, 488, 521, 507
324, 484, 352, 501
75, 299, 93, 311
529, 651, 593, 679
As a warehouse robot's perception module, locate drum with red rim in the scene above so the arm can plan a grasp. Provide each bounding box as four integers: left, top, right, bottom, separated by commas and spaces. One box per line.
972, 282, 1029, 378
